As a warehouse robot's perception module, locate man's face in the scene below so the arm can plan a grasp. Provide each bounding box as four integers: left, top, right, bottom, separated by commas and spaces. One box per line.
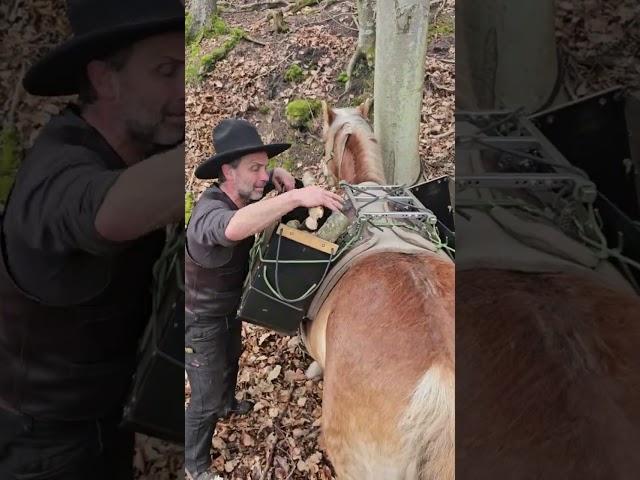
112, 32, 185, 148
225, 152, 270, 203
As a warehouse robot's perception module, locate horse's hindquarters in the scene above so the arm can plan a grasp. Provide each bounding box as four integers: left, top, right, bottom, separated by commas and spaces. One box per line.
314, 253, 454, 479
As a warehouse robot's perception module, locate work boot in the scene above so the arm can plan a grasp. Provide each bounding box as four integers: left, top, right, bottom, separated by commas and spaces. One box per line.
221, 399, 254, 418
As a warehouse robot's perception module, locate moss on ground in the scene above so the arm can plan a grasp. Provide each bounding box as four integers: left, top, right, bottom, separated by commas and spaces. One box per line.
428, 15, 454, 40
284, 64, 304, 83
285, 99, 322, 129
267, 154, 296, 173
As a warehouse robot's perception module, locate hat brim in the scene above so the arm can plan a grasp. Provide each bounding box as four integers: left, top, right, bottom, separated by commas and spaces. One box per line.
23, 17, 183, 96
195, 143, 292, 180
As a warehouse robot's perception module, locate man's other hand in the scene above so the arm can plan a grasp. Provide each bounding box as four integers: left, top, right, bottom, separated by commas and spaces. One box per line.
271, 167, 296, 192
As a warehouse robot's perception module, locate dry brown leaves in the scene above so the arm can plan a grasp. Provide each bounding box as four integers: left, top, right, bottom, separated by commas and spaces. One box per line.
190, 325, 335, 479
556, 0, 639, 97
1, 0, 73, 147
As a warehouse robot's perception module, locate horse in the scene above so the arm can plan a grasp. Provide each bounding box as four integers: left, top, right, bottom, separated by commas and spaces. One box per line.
300, 99, 455, 480
454, 114, 640, 478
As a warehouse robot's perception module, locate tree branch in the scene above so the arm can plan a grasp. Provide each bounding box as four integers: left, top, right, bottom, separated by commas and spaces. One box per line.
289, 0, 321, 14
221, 0, 288, 12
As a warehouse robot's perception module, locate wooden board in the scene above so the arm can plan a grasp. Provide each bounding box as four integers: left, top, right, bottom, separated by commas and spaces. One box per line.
276, 224, 339, 255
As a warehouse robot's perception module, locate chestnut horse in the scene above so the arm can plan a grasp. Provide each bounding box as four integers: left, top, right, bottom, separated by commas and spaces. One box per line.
301, 99, 455, 480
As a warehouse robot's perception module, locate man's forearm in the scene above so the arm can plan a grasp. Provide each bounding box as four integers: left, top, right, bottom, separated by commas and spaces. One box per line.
95, 144, 184, 242
225, 191, 300, 241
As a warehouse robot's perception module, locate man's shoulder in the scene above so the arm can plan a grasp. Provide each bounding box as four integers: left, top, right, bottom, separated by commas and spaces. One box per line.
196, 185, 235, 210
23, 106, 123, 172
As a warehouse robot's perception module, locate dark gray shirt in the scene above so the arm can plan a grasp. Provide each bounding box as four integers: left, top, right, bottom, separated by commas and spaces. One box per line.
3, 105, 130, 304
186, 179, 279, 269
186, 185, 240, 269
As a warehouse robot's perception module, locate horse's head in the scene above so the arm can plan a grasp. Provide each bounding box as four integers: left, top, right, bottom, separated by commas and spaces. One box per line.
321, 99, 386, 185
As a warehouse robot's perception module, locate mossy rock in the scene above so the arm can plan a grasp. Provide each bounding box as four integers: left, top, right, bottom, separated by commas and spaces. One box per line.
285, 99, 322, 129
284, 64, 304, 83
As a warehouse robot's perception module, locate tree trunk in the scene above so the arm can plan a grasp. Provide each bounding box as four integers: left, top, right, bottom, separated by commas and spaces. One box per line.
188, 0, 217, 38
344, 0, 376, 92
374, 0, 430, 184
357, 0, 376, 65
456, 0, 562, 111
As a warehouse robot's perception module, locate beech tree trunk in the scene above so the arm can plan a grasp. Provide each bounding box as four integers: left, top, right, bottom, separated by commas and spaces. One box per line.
373, 0, 430, 184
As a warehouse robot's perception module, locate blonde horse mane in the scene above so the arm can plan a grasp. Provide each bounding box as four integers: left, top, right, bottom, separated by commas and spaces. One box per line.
322, 100, 387, 185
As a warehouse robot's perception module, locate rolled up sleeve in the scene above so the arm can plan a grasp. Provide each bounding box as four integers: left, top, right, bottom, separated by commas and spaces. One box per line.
189, 201, 238, 249
15, 146, 127, 256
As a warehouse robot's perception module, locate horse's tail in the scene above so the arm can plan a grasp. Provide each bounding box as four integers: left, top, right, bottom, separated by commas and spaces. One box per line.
399, 363, 455, 480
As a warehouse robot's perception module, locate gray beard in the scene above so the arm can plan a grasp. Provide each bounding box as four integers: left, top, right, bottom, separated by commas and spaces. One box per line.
126, 118, 184, 156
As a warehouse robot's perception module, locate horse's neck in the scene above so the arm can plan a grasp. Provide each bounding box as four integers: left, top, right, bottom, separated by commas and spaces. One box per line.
338, 126, 386, 185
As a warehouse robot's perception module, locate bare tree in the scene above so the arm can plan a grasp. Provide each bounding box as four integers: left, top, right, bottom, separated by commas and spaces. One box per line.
456, 0, 561, 111
344, 0, 376, 93
373, 0, 430, 184
187, 0, 217, 39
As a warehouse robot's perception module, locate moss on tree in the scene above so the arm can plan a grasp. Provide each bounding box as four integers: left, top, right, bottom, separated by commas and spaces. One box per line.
186, 20, 246, 85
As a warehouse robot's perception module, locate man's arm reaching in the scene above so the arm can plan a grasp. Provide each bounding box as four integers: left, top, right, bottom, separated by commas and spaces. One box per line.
95, 143, 184, 242
225, 186, 344, 242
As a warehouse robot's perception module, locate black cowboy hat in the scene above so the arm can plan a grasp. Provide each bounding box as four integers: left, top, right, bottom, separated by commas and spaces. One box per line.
23, 0, 183, 97
195, 119, 291, 179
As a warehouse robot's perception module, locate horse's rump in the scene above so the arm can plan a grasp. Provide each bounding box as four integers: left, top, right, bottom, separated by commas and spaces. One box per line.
319, 252, 454, 478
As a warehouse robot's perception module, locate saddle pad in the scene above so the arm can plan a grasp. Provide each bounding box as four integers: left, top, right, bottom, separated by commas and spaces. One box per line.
306, 225, 451, 320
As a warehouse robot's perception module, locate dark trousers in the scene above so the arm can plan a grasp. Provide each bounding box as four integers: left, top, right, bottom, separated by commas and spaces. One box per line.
184, 312, 242, 476
0, 408, 134, 480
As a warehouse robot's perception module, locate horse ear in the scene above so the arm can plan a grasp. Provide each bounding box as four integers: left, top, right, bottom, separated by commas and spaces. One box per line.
322, 101, 336, 128
358, 98, 372, 119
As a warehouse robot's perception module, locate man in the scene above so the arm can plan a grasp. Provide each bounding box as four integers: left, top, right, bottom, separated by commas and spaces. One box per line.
0, 1, 184, 479
185, 119, 343, 479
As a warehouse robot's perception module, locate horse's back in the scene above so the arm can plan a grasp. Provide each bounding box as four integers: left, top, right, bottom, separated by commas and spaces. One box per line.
457, 268, 640, 479
319, 252, 454, 479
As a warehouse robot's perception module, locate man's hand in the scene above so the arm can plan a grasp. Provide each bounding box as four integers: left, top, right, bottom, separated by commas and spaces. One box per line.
271, 167, 296, 192
292, 186, 344, 212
